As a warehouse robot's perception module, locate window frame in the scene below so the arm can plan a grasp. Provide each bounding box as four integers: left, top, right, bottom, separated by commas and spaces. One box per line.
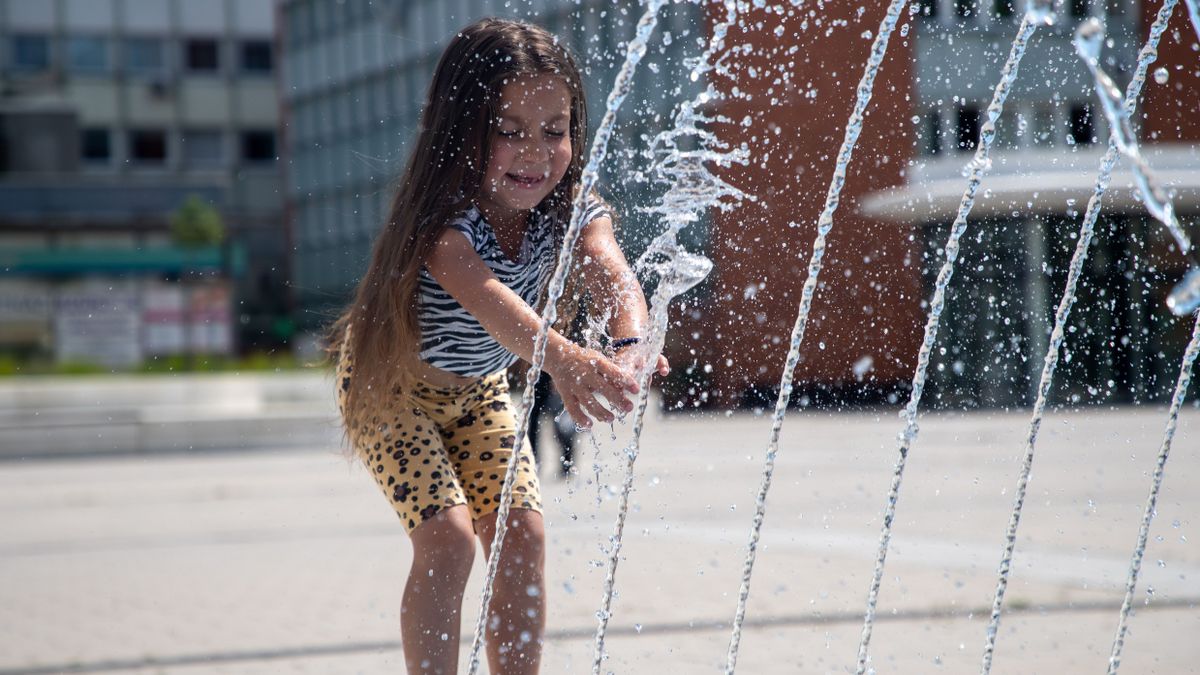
240, 39, 273, 74
124, 36, 167, 77
182, 128, 227, 169
240, 129, 277, 164
184, 37, 221, 74
66, 35, 111, 74
11, 33, 52, 72
128, 128, 169, 166
81, 128, 113, 166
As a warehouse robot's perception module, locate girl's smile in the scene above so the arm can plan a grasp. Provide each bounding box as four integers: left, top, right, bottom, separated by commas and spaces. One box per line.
505, 171, 549, 189
478, 73, 573, 229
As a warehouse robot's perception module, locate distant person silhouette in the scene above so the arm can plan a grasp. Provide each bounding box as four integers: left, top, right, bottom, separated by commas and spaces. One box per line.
528, 370, 576, 478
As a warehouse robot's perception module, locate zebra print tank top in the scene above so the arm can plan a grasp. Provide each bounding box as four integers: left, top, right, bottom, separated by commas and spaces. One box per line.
417, 195, 611, 377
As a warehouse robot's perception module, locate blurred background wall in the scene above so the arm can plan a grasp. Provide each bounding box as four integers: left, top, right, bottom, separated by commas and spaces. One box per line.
1, 0, 1195, 412
0, 0, 289, 368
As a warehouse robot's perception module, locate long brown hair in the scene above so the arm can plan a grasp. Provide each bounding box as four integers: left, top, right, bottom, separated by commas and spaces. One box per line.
325, 18, 590, 433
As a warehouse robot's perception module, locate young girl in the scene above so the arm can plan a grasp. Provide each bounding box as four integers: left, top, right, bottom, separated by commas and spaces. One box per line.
327, 18, 668, 675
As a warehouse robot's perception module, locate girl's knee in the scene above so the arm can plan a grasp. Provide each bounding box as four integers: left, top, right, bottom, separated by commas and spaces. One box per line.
509, 511, 545, 553
495, 510, 546, 573
411, 507, 477, 575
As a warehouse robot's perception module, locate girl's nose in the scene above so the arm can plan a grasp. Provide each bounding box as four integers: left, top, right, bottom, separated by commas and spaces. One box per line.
518, 136, 551, 161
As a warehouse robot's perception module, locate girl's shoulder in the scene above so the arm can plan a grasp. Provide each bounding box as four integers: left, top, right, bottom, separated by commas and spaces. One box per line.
546, 190, 612, 229
442, 205, 486, 250
580, 190, 612, 224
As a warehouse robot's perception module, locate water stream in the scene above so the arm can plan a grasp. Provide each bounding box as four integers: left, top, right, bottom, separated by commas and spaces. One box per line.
975, 4, 1182, 673
852, 4, 1053, 673
465, 3, 668, 671
589, 3, 748, 669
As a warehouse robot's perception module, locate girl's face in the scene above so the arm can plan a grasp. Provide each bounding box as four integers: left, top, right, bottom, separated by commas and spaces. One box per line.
479, 73, 573, 224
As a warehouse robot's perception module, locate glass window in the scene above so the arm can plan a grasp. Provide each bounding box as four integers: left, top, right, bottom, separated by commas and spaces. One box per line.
129, 129, 168, 164
956, 105, 980, 151
241, 40, 273, 73
1032, 105, 1056, 146
1067, 103, 1095, 145
185, 38, 220, 72
67, 36, 109, 73
996, 107, 1020, 149
241, 130, 276, 162
81, 128, 111, 163
924, 109, 943, 156
125, 37, 165, 75
182, 129, 224, 168
12, 34, 51, 71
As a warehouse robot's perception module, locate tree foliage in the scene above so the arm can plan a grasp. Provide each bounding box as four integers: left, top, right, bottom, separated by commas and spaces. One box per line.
170, 196, 225, 248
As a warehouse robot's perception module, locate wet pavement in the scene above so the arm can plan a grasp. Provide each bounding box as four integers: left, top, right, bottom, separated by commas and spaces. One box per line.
1, 383, 1197, 673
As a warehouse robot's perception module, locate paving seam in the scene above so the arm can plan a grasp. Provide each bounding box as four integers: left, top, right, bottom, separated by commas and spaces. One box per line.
4, 597, 1195, 674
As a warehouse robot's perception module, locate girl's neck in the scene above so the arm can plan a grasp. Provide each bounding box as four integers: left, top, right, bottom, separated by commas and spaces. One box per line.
476, 197, 530, 234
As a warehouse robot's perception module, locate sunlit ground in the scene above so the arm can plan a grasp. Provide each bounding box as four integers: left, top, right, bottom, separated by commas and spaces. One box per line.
1, 397, 1196, 674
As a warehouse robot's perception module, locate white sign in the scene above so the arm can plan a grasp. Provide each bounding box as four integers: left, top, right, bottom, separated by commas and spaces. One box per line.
54, 280, 142, 367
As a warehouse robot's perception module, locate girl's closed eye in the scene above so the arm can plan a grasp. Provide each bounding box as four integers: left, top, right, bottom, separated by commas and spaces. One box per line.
496, 127, 567, 139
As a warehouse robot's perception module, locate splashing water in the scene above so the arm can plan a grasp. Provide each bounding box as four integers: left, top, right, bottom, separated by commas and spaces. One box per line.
1073, 16, 1200, 316
1107, 311, 1200, 674
1185, 0, 1200, 44
591, 5, 746, 670
591, 235, 713, 675
980, 4, 1181, 673
853, 7, 1052, 674
1073, 19, 1195, 259
716, 0, 913, 671
465, 2, 667, 672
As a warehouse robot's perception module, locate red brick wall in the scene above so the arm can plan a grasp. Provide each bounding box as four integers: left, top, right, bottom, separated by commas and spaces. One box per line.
672, 1, 922, 407
1140, 3, 1200, 143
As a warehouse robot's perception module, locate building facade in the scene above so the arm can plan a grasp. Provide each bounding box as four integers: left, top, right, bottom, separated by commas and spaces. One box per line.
862, 0, 1200, 407
0, 0, 288, 367
278, 0, 706, 351
279, 0, 1197, 410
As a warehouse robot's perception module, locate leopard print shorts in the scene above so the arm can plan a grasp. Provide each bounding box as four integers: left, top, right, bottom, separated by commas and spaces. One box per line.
336, 358, 542, 534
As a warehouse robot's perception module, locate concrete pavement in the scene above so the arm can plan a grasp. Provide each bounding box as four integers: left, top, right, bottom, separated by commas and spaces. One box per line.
0, 374, 1197, 673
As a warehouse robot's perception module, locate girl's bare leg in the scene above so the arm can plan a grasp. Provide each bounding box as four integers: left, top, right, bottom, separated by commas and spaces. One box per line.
404, 505, 476, 674
475, 508, 546, 675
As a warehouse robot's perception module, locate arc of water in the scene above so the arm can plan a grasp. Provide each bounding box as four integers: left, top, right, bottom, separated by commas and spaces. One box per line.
852, 7, 1051, 674
1072, 15, 1200, 317
590, 237, 714, 674
1107, 312, 1200, 674
464, 2, 667, 672
974, 4, 1180, 673
1185, 0, 1200, 43
590, 4, 746, 670
1074, 17, 1193, 258
720, 1, 914, 671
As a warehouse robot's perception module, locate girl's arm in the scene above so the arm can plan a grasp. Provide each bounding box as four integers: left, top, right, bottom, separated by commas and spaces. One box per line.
425, 229, 637, 427
576, 215, 671, 378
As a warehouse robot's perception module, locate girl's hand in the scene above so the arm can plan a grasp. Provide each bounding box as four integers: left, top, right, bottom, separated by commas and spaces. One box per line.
544, 343, 637, 429
612, 347, 671, 382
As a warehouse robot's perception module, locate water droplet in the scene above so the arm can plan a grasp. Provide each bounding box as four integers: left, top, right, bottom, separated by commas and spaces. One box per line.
634, 623, 643, 633
1153, 67, 1169, 84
